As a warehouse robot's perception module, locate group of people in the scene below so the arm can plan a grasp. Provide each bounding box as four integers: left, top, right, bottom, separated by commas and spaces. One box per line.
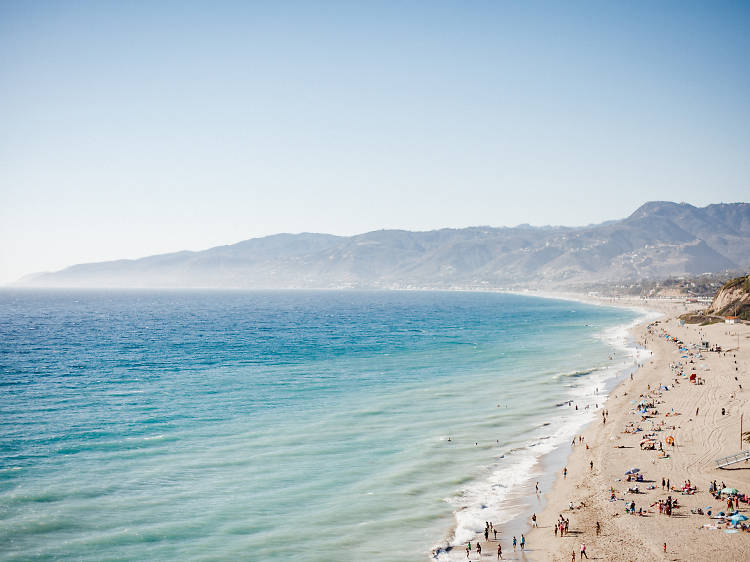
554, 514, 570, 536
651, 495, 678, 516
464, 523, 525, 559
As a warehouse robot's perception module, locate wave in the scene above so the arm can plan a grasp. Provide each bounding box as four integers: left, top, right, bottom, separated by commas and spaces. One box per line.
432, 308, 654, 560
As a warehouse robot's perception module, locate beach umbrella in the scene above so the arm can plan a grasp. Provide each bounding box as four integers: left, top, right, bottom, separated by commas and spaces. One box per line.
730, 514, 747, 527
721, 488, 740, 495
624, 468, 641, 475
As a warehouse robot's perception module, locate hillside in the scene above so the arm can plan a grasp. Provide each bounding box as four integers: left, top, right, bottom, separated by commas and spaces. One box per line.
704, 275, 750, 321
17, 201, 750, 290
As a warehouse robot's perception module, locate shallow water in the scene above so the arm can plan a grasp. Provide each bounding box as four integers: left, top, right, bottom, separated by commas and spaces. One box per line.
0, 289, 639, 561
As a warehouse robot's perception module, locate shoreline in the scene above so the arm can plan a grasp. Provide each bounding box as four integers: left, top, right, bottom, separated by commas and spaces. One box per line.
433, 293, 661, 560
521, 297, 750, 560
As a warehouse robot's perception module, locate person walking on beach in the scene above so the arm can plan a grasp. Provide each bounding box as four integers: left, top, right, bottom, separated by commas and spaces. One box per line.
563, 466, 567, 479
497, 543, 502, 559
590, 460, 593, 471
531, 513, 537, 527
520, 534, 525, 550
476, 543, 481, 557
493, 528, 497, 540
595, 521, 601, 536
580, 543, 588, 559
466, 542, 471, 558
512, 536, 517, 551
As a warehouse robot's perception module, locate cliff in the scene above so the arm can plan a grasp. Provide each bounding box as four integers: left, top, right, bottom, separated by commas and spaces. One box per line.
705, 275, 750, 321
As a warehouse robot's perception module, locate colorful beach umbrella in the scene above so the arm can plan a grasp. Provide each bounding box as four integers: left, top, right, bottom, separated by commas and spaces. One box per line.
721, 488, 740, 495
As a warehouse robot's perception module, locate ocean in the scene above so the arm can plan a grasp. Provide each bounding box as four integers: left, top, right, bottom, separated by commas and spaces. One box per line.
0, 289, 644, 561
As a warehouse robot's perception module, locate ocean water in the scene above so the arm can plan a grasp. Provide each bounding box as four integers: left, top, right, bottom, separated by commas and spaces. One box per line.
0, 290, 643, 561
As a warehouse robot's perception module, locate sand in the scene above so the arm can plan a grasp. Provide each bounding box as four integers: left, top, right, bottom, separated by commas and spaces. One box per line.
466, 297, 750, 561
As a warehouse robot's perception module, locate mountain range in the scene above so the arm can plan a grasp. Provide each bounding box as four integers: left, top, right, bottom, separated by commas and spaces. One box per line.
17, 201, 750, 290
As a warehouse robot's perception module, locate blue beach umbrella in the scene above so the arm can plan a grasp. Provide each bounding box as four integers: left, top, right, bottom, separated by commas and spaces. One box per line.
625, 468, 641, 475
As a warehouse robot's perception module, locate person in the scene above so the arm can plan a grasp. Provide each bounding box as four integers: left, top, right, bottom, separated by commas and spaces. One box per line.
590, 460, 593, 471
466, 542, 471, 558
520, 534, 525, 550
663, 542, 667, 553
554, 523, 558, 536
661, 477, 665, 489
497, 543, 502, 559
512, 536, 517, 551
572, 551, 576, 561
536, 481, 539, 493
563, 467, 567, 479
485, 526, 489, 541
493, 528, 497, 540
476, 543, 481, 557
595, 521, 601, 535
580, 543, 588, 559
532, 513, 537, 527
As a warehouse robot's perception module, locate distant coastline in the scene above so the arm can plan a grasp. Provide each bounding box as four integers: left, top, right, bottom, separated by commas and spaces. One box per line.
13, 202, 750, 291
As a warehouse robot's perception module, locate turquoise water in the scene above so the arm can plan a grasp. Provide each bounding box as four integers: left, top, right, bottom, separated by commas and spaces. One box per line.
0, 290, 639, 561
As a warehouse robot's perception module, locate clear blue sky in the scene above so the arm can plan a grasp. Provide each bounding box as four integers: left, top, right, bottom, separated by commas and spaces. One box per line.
1, 0, 749, 283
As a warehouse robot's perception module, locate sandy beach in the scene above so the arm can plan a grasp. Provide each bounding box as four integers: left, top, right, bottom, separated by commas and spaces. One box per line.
465, 296, 750, 561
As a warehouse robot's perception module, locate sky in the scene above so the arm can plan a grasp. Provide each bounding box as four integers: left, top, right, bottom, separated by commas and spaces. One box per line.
1, 1, 749, 284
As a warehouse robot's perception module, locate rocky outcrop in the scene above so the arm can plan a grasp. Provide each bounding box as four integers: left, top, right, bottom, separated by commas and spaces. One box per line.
705, 276, 750, 320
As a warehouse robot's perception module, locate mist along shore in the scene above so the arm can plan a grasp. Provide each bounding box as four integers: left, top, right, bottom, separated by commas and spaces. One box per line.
462, 296, 750, 561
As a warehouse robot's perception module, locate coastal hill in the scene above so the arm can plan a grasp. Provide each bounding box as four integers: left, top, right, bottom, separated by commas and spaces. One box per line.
17, 201, 750, 289
704, 275, 750, 321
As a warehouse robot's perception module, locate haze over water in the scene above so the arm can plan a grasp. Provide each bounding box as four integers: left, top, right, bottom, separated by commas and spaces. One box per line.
0, 290, 640, 560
